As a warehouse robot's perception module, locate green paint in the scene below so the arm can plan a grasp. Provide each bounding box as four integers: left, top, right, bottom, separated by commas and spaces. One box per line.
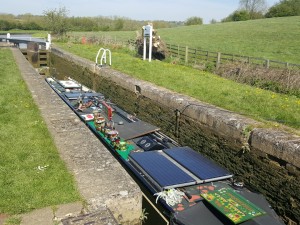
87, 121, 135, 159
202, 188, 266, 224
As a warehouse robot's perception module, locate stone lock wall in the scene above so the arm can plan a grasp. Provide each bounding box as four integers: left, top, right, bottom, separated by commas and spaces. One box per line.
50, 47, 300, 224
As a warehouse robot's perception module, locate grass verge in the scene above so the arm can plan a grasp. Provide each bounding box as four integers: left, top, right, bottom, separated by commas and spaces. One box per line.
0, 48, 81, 215
56, 42, 300, 131
66, 16, 300, 64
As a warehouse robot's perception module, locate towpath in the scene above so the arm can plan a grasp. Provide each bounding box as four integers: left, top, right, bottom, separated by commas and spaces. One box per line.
7, 47, 141, 225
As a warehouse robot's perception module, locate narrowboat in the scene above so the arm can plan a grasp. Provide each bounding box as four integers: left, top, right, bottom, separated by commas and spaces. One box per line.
46, 77, 284, 225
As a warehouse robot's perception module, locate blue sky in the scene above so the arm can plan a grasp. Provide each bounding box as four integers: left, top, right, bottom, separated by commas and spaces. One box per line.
1, 0, 279, 23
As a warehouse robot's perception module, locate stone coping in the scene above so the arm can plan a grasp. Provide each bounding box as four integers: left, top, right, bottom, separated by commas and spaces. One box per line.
11, 47, 141, 225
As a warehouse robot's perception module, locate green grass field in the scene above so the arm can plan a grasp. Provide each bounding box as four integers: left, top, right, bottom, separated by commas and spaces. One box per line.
158, 16, 300, 64
56, 42, 300, 131
0, 49, 81, 215
68, 16, 300, 64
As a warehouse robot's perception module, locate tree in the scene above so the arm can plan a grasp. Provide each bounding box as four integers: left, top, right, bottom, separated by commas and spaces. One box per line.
0, 20, 12, 30
185, 17, 203, 26
221, 10, 251, 22
266, 0, 300, 17
210, 19, 217, 24
114, 18, 124, 31
233, 10, 251, 21
239, 0, 267, 19
23, 22, 43, 30
43, 6, 69, 36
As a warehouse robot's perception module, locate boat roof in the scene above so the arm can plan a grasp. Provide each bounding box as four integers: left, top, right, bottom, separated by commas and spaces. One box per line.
64, 92, 104, 100
58, 80, 81, 89
129, 147, 233, 190
114, 120, 160, 140
174, 189, 284, 225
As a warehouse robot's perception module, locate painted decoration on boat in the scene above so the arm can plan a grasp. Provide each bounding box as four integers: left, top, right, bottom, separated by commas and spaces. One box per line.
201, 188, 266, 224
81, 114, 94, 121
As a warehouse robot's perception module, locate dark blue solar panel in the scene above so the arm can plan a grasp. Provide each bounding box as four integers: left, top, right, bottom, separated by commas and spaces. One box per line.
129, 151, 196, 189
64, 92, 103, 100
164, 147, 232, 181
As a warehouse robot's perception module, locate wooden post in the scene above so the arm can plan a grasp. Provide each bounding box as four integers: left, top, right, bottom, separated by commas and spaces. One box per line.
185, 46, 189, 64
216, 52, 221, 69
286, 62, 289, 69
177, 45, 179, 58
265, 59, 270, 69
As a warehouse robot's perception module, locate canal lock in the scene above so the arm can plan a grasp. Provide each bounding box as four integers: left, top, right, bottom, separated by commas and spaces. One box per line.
21, 46, 300, 225
21, 42, 50, 75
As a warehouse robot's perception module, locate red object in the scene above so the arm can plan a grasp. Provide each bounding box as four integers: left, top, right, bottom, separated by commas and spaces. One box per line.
102, 101, 113, 120
81, 36, 86, 44
189, 195, 201, 202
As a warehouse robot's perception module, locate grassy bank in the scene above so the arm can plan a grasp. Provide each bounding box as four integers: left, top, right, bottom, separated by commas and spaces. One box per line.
56, 42, 300, 131
68, 16, 300, 64
158, 16, 300, 64
0, 48, 81, 215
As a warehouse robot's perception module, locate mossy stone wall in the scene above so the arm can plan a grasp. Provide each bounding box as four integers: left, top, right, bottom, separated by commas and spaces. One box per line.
50, 49, 300, 224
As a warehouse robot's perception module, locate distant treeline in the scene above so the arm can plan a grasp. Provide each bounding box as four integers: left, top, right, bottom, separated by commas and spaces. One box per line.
1, 0, 299, 32
223, 0, 300, 22
0, 13, 183, 31
0, 14, 45, 30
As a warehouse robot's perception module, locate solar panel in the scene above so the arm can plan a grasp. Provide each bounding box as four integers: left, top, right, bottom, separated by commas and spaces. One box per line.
129, 151, 196, 190
163, 147, 233, 182
58, 80, 81, 88
64, 92, 103, 100
114, 121, 160, 140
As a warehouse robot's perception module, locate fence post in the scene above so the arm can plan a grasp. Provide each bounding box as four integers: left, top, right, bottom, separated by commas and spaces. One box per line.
185, 46, 189, 64
265, 59, 270, 69
164, 41, 300, 69
216, 52, 221, 69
